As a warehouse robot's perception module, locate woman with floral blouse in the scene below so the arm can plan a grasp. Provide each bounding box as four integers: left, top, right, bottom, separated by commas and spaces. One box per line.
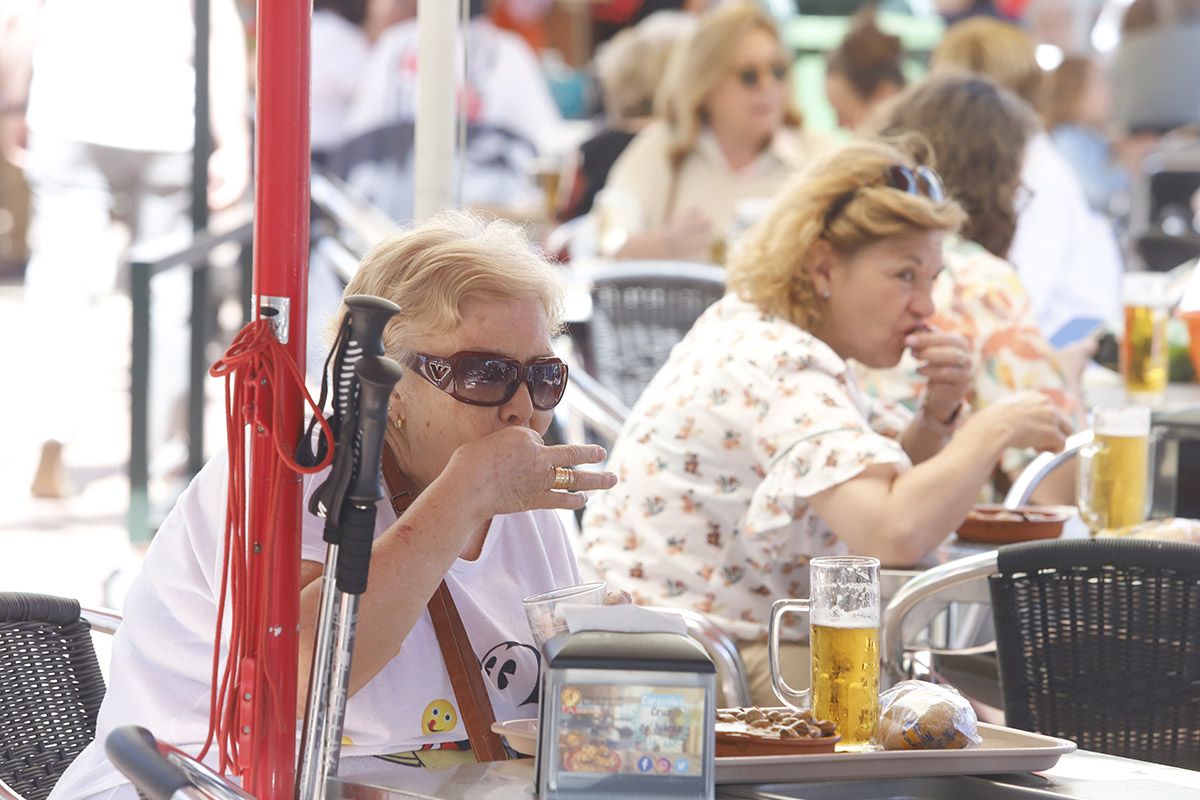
580, 140, 1073, 704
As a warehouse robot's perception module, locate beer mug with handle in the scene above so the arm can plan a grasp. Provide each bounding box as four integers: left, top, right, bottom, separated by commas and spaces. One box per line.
1078, 405, 1153, 534
768, 556, 881, 751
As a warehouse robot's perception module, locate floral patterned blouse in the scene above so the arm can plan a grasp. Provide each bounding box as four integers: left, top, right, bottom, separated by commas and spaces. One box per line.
579, 294, 913, 642
856, 236, 1082, 476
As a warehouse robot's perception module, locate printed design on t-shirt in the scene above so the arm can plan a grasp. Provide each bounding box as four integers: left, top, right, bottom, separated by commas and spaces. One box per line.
376, 739, 473, 769
420, 699, 458, 735
481, 641, 541, 707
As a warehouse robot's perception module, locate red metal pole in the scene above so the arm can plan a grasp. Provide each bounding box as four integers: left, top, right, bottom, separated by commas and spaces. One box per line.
246, 0, 310, 796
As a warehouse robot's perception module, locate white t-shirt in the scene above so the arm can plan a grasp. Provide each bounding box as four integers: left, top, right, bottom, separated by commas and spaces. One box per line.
338, 17, 563, 220
49, 453, 579, 800
1009, 132, 1123, 338
26, 0, 198, 152
311, 10, 371, 153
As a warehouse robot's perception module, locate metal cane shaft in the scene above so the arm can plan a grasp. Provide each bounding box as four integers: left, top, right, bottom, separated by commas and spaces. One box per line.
296, 546, 341, 799
319, 590, 361, 781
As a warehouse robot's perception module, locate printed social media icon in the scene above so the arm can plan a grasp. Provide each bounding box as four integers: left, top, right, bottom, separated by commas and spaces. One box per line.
656, 757, 671, 774
637, 756, 653, 773
674, 758, 689, 773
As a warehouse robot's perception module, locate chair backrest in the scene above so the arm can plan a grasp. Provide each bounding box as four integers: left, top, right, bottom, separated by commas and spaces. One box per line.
0, 594, 107, 800
583, 261, 726, 409
990, 538, 1200, 769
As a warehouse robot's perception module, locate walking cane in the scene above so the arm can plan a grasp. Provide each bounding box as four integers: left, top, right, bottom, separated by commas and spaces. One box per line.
296, 296, 399, 799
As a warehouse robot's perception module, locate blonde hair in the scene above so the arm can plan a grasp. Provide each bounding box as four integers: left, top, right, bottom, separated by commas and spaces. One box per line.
337, 211, 565, 358
727, 138, 967, 331
655, 1, 802, 167
931, 18, 1042, 106
595, 17, 688, 123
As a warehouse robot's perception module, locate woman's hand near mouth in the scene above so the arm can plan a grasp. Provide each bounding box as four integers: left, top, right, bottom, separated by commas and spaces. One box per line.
905, 324, 973, 425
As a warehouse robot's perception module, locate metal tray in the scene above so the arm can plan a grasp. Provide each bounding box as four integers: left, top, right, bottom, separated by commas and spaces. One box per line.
715, 724, 1075, 785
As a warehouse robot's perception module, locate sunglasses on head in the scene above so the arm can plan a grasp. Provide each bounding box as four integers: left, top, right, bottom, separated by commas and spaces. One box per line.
736, 62, 788, 89
403, 351, 569, 410
824, 164, 947, 227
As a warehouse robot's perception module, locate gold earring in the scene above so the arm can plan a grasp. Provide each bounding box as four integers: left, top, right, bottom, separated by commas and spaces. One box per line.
393, 415, 404, 431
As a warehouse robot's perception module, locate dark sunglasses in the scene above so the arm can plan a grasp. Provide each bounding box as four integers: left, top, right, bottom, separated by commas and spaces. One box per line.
736, 62, 788, 89
403, 351, 569, 410
824, 164, 947, 227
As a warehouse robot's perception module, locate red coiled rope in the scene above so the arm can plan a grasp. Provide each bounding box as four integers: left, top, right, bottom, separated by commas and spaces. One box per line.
200, 319, 333, 775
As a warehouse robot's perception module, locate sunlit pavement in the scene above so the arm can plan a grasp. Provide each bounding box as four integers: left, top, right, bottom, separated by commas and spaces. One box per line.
0, 281, 136, 607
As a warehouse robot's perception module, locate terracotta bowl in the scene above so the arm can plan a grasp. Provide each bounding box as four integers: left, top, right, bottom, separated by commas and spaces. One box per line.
955, 504, 1070, 545
715, 730, 841, 757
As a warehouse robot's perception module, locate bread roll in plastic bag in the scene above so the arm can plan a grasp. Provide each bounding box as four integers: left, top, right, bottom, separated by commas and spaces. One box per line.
878, 680, 982, 750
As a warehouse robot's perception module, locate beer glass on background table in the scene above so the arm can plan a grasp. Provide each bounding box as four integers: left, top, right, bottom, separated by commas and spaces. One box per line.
768, 556, 880, 751
1078, 405, 1152, 534
1121, 273, 1173, 401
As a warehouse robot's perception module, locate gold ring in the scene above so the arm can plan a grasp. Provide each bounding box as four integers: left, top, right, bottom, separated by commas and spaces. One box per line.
552, 466, 577, 491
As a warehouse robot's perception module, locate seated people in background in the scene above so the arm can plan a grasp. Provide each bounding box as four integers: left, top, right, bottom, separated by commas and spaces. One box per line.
580, 140, 1071, 705
594, 0, 830, 262
931, 17, 1123, 339
823, 5, 906, 132
1041, 55, 1131, 216
49, 212, 617, 800
862, 73, 1084, 504
337, 0, 563, 222
556, 11, 693, 221
311, 0, 371, 164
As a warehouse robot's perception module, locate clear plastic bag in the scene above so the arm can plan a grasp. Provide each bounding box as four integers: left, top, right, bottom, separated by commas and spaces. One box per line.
878, 679, 982, 750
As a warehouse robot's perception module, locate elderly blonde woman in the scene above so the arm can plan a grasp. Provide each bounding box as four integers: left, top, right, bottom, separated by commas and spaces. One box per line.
594, 0, 829, 261
931, 17, 1122, 340
580, 140, 1071, 704
51, 213, 617, 800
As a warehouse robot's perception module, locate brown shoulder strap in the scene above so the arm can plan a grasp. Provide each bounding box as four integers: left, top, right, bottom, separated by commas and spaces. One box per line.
381, 446, 509, 762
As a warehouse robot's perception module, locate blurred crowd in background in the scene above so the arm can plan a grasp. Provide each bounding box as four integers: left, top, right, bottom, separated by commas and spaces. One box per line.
1, 0, 1199, 510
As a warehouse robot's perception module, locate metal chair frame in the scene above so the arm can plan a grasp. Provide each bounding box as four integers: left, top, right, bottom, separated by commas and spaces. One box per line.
646, 607, 753, 708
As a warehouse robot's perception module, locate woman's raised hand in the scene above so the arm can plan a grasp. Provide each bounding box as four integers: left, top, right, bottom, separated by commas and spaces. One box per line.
969, 391, 1074, 453
445, 426, 617, 519
908, 327, 973, 424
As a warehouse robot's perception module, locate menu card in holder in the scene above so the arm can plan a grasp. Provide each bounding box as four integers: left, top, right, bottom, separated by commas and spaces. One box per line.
535, 625, 716, 800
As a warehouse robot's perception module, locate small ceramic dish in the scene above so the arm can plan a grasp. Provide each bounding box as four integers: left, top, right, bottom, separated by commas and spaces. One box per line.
955, 504, 1071, 545
491, 718, 539, 756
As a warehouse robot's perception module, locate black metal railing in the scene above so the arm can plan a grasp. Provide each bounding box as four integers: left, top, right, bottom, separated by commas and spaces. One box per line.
128, 173, 396, 544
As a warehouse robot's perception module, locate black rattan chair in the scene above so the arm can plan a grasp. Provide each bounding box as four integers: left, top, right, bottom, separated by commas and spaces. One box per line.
581, 261, 726, 409
0, 593, 108, 800
990, 538, 1200, 769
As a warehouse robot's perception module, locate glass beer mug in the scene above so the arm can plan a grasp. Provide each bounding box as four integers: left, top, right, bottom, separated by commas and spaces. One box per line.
768, 556, 880, 751
1078, 405, 1152, 534
1121, 273, 1172, 401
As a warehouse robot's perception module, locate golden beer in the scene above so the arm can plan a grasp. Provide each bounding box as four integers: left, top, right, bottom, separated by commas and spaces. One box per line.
1122, 304, 1168, 396
1084, 432, 1150, 531
811, 623, 880, 750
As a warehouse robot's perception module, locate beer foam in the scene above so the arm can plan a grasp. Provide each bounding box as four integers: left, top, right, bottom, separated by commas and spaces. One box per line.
812, 606, 879, 628
1093, 406, 1150, 437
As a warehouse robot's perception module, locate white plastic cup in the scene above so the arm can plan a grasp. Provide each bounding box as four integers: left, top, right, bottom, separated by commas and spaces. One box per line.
522, 581, 607, 652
